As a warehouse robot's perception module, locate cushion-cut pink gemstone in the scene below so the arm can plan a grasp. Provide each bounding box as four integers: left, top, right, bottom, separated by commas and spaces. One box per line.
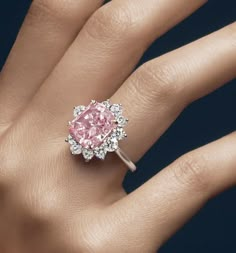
69, 102, 116, 149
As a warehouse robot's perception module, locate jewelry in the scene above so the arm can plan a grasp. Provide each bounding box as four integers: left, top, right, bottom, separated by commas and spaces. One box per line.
66, 100, 136, 172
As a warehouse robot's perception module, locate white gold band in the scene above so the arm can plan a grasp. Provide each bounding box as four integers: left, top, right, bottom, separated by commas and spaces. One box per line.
115, 147, 136, 172
67, 100, 137, 172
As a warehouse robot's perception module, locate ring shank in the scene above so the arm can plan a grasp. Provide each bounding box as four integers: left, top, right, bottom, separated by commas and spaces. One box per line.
115, 148, 136, 172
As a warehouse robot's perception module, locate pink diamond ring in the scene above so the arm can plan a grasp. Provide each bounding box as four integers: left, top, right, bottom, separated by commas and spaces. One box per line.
66, 100, 136, 172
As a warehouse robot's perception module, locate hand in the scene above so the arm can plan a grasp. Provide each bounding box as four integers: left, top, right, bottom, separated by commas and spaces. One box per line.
0, 0, 235, 252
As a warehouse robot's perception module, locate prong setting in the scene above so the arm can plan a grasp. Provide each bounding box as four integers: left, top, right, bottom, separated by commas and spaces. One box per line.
67, 100, 128, 161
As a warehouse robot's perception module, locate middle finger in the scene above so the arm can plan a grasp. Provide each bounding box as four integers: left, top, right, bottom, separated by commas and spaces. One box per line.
23, 0, 206, 137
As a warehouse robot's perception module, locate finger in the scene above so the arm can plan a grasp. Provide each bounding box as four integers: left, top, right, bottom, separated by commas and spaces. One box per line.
25, 0, 207, 136
109, 132, 236, 252
111, 22, 236, 162
0, 0, 104, 133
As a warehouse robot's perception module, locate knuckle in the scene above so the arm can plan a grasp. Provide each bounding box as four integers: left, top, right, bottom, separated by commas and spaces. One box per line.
19, 186, 59, 226
18, 194, 77, 252
173, 153, 211, 193
84, 4, 138, 43
132, 61, 181, 104
29, 0, 79, 25
77, 212, 115, 253
17, 169, 63, 224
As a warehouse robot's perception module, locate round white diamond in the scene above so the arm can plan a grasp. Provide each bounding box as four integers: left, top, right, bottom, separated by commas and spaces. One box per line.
106, 137, 118, 152
70, 144, 82, 155
82, 149, 94, 160
102, 100, 111, 108
68, 135, 77, 145
73, 105, 86, 117
110, 104, 122, 116
112, 127, 126, 140
94, 146, 107, 160
116, 115, 128, 127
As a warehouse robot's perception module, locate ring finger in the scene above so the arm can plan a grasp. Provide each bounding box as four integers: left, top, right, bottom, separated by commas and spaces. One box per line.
20, 0, 207, 138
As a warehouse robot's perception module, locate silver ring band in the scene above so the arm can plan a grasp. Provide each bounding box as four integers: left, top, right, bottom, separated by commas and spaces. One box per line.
115, 147, 136, 172
67, 100, 137, 172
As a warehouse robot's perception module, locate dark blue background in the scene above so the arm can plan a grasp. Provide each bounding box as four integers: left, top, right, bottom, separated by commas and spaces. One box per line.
0, 1, 236, 252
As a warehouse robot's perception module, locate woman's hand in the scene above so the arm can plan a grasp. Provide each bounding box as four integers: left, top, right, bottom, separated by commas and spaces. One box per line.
0, 0, 235, 252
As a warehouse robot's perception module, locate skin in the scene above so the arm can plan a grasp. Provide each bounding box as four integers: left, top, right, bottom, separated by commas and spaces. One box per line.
0, 0, 235, 252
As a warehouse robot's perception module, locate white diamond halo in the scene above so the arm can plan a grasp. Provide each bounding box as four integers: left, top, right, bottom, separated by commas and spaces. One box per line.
66, 100, 136, 172
66, 100, 127, 160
